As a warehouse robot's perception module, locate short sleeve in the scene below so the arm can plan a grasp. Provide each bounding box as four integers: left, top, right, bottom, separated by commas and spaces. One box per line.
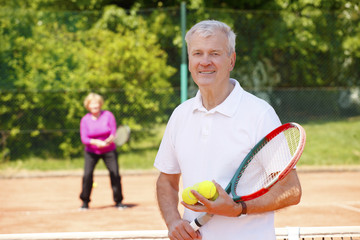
154, 111, 181, 174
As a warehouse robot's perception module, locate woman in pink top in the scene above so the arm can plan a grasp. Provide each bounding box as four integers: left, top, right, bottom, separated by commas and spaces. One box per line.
79, 93, 125, 210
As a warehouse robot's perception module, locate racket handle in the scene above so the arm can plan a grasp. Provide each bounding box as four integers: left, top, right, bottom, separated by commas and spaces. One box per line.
190, 213, 214, 231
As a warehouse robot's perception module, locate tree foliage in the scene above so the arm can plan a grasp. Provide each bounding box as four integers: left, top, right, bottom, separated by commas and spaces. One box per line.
0, 3, 176, 159
0, 0, 360, 160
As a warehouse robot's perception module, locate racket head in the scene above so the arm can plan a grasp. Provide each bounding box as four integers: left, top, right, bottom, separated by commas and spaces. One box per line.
231, 122, 306, 202
114, 125, 131, 147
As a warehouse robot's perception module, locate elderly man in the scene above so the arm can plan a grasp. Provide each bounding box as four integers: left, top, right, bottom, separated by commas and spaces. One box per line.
154, 20, 301, 240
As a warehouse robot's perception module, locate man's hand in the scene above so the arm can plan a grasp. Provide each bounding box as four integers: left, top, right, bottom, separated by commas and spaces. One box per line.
167, 219, 201, 240
156, 172, 202, 240
182, 170, 301, 218
181, 181, 242, 217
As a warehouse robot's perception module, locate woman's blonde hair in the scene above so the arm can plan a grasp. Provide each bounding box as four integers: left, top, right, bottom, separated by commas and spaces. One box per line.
83, 93, 104, 110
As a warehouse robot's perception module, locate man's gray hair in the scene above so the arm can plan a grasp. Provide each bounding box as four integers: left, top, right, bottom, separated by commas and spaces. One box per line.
185, 20, 236, 55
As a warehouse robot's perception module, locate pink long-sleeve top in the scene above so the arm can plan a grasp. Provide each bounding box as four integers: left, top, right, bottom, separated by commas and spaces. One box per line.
80, 110, 117, 154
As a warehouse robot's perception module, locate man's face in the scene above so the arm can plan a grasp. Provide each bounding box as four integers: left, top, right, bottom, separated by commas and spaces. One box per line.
187, 31, 235, 89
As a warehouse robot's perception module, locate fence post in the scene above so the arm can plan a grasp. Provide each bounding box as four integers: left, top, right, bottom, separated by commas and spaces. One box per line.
180, 1, 188, 103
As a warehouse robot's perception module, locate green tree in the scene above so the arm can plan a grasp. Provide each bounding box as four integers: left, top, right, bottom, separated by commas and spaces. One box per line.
0, 5, 176, 160
1, 0, 360, 161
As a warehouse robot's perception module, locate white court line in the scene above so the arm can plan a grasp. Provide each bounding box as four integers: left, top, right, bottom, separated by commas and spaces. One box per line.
0, 207, 124, 216
0, 204, 136, 216
334, 203, 360, 213
299, 201, 360, 207
0, 209, 84, 216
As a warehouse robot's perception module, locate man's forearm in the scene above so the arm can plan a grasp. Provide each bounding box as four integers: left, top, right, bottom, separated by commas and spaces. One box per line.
156, 173, 182, 228
246, 169, 302, 214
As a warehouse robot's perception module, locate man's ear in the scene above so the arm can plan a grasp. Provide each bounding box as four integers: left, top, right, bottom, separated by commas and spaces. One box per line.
229, 52, 236, 71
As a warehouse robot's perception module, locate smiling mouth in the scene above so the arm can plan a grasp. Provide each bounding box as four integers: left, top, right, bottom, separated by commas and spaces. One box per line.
199, 71, 215, 74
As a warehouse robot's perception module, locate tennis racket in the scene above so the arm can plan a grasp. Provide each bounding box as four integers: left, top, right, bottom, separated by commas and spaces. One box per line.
114, 125, 131, 147
190, 122, 306, 230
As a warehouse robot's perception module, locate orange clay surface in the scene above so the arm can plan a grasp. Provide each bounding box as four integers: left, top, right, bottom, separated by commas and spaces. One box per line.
1, 169, 360, 234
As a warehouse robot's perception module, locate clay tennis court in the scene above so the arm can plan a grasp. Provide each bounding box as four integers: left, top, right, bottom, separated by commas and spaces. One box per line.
0, 169, 359, 235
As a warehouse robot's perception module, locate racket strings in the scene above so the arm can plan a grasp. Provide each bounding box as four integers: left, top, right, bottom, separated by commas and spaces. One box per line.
233, 140, 267, 191
238, 127, 301, 195
258, 127, 299, 187
114, 125, 131, 146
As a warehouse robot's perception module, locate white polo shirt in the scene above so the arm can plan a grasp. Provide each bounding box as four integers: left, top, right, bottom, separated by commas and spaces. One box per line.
154, 79, 281, 240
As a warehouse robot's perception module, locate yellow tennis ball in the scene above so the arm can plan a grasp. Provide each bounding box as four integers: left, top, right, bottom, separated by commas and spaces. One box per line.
198, 180, 217, 199
92, 182, 98, 188
192, 183, 199, 191
209, 190, 219, 201
182, 186, 198, 205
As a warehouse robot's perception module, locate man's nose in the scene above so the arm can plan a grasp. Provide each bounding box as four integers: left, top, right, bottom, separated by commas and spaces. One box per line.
199, 55, 211, 66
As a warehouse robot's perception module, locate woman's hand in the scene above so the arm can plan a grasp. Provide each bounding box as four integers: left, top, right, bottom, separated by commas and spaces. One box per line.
90, 139, 108, 148
104, 135, 115, 145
